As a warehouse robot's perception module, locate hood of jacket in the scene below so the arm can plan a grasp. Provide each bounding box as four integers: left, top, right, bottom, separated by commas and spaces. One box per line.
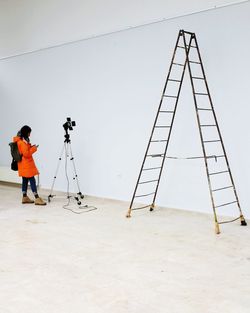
13, 136, 21, 143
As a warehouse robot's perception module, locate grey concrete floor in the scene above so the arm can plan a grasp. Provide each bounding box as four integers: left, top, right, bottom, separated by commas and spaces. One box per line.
0, 185, 250, 313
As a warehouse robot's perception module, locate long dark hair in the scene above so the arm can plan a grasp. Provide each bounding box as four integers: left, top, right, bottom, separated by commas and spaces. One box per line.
20, 125, 32, 141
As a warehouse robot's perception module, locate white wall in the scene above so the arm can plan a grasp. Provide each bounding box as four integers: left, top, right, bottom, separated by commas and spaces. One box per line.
0, 0, 247, 58
1, 2, 250, 219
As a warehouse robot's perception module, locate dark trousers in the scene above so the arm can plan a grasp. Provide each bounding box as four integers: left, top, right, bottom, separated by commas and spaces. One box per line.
22, 177, 37, 194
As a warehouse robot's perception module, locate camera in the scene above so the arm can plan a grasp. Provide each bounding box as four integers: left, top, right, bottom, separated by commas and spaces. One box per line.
63, 117, 76, 131
63, 117, 76, 143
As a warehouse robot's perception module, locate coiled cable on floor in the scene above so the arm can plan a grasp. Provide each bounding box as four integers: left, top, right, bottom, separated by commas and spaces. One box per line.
62, 146, 98, 214
63, 202, 98, 214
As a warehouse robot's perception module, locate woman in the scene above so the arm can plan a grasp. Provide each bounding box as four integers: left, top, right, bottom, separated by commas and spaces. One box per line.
13, 125, 46, 205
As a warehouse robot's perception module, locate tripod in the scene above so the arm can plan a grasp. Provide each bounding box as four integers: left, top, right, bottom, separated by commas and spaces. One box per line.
48, 129, 84, 205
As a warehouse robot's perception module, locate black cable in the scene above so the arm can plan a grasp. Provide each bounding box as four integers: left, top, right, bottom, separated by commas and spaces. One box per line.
63, 203, 98, 214
62, 143, 98, 214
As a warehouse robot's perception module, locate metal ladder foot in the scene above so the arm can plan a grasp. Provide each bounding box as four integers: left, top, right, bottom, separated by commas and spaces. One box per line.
149, 204, 155, 212
240, 215, 247, 226
215, 222, 220, 235
126, 208, 132, 218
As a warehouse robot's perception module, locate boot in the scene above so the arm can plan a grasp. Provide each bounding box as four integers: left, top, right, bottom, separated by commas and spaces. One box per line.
34, 197, 47, 206
22, 196, 34, 204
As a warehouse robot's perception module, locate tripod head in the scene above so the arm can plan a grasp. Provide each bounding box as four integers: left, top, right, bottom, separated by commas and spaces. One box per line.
63, 117, 76, 143
64, 129, 71, 143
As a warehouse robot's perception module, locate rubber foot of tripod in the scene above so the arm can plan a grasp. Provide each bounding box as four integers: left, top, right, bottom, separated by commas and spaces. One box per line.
241, 220, 247, 226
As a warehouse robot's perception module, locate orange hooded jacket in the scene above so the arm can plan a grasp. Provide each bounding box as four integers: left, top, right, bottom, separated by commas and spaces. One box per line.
13, 136, 39, 178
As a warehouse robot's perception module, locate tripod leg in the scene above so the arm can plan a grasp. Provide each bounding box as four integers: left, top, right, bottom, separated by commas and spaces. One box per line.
48, 144, 65, 202
64, 142, 72, 201
62, 142, 79, 205
68, 143, 84, 200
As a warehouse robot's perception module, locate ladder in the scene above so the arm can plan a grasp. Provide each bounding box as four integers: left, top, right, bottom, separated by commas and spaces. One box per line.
126, 30, 247, 234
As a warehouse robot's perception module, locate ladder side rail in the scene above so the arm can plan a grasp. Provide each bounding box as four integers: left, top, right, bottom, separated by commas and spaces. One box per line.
151, 32, 193, 207
193, 36, 245, 219
127, 31, 184, 212
183, 33, 220, 233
